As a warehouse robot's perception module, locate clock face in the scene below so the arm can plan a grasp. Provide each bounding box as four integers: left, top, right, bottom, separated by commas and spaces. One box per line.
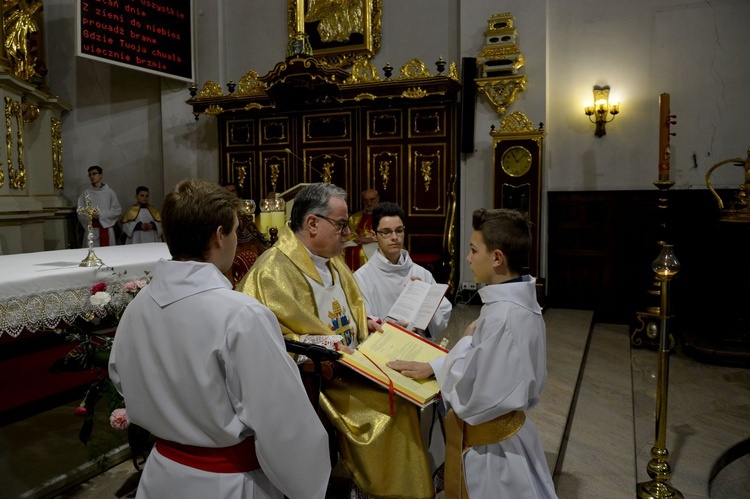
501, 145, 533, 177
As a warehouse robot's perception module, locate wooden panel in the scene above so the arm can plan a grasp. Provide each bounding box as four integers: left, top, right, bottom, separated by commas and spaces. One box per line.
226, 119, 255, 147
303, 112, 352, 143
408, 107, 446, 138
408, 144, 445, 216
259, 151, 295, 195
225, 152, 257, 200
304, 147, 353, 193
367, 145, 402, 206
259, 117, 290, 145
367, 109, 402, 140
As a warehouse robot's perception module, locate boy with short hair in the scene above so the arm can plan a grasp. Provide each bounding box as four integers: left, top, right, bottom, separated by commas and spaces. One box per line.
389, 208, 557, 498
120, 186, 162, 244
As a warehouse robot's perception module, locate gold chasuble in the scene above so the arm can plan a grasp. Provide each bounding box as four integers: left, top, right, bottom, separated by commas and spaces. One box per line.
237, 226, 433, 498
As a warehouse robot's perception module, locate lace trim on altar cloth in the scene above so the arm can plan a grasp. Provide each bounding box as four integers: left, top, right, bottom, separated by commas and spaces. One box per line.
0, 275, 146, 338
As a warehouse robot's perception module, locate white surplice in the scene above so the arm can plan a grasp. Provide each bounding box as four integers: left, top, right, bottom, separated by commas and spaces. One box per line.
77, 184, 122, 246
109, 259, 331, 499
354, 249, 452, 337
429, 276, 557, 499
122, 206, 162, 244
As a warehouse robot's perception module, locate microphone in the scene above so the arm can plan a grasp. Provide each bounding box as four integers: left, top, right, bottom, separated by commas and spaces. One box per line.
284, 338, 342, 361
284, 148, 324, 179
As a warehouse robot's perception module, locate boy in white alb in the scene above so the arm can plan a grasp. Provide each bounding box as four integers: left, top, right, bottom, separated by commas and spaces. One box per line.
76, 165, 122, 247
109, 179, 330, 499
354, 202, 452, 338
389, 208, 557, 498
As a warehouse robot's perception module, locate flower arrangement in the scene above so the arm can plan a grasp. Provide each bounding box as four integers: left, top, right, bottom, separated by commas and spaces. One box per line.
56, 267, 152, 467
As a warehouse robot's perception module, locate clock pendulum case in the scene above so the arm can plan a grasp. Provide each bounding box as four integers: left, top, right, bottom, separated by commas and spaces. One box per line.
490, 111, 545, 278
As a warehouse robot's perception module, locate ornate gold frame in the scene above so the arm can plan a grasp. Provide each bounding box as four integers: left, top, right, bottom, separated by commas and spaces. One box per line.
287, 0, 382, 67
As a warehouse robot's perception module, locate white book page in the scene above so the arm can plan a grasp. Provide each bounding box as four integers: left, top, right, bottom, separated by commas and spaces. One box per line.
411, 283, 449, 330
386, 279, 431, 324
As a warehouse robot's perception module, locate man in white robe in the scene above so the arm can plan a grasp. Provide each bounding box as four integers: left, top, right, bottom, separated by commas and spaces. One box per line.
109, 179, 331, 499
354, 201, 452, 338
121, 186, 162, 244
389, 208, 557, 499
77, 165, 122, 247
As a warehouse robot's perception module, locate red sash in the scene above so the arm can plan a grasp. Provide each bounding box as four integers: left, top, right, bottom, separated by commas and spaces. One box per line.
155, 437, 260, 473
92, 220, 110, 246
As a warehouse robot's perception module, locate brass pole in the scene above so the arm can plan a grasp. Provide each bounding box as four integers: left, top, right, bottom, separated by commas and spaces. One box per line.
637, 274, 683, 499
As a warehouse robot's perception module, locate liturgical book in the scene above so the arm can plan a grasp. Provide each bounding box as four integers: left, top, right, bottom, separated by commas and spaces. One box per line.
339, 322, 448, 407
386, 280, 449, 331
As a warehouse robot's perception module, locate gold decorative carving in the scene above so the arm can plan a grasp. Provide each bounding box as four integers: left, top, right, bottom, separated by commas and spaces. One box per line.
402, 87, 427, 99
244, 103, 264, 111
448, 62, 459, 80
51, 117, 63, 189
498, 111, 536, 134
21, 100, 39, 123
346, 59, 382, 84
420, 160, 433, 191
5, 96, 25, 189
475, 75, 527, 116
205, 105, 224, 115
269, 162, 280, 192
4, 0, 43, 82
235, 162, 248, 189
354, 93, 377, 101
378, 159, 391, 190
288, 0, 382, 68
398, 59, 431, 79
236, 70, 267, 96
199, 81, 224, 98
322, 161, 334, 183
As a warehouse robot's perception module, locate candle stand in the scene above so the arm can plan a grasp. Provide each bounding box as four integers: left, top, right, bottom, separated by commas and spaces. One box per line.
636, 244, 683, 499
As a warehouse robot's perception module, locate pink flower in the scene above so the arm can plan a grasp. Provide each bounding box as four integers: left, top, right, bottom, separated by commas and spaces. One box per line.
74, 405, 88, 417
122, 281, 139, 293
109, 408, 130, 430
134, 279, 148, 289
92, 282, 107, 294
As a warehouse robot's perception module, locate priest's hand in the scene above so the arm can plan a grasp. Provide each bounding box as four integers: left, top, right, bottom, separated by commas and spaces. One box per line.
387, 360, 434, 380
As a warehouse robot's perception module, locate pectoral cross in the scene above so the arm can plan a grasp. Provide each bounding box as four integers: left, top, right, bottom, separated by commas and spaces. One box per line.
77, 193, 104, 267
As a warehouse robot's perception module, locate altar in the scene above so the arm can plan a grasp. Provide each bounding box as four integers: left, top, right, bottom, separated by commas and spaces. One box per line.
0, 243, 172, 338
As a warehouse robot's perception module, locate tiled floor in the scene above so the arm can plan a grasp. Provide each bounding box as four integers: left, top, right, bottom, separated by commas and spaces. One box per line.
1, 305, 748, 498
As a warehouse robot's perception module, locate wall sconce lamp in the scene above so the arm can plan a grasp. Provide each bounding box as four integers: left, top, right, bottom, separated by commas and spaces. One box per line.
584, 85, 620, 137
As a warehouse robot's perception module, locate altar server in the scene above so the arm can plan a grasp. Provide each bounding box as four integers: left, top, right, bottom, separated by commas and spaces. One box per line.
109, 179, 330, 499
76, 165, 122, 247
389, 208, 557, 499
121, 186, 162, 244
354, 201, 452, 337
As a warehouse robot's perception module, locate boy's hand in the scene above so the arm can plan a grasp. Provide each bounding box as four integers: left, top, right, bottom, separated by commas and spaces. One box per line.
463, 320, 477, 337
387, 360, 434, 379
367, 318, 382, 333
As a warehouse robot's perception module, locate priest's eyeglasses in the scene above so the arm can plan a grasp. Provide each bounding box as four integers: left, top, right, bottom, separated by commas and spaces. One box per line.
376, 226, 406, 237
313, 213, 351, 234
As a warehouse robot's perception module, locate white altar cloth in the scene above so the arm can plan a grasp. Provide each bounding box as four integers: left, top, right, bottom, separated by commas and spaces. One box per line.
0, 243, 172, 338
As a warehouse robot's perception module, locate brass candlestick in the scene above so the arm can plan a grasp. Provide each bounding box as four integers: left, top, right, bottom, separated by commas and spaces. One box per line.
637, 244, 683, 499
77, 194, 104, 267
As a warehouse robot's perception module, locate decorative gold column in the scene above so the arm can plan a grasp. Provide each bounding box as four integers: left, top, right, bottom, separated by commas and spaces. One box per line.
637, 244, 683, 499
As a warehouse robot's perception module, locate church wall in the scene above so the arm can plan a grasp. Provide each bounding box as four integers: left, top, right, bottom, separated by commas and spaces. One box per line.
39, 1, 749, 296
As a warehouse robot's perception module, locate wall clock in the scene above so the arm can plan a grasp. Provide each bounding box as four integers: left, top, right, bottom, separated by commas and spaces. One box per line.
491, 112, 545, 281
500, 145, 533, 177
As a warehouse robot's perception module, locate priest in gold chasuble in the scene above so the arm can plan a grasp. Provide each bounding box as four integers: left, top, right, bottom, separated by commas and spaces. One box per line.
237, 183, 433, 499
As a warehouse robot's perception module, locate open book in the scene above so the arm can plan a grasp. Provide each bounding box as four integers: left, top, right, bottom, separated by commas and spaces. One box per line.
338, 322, 448, 407
386, 280, 449, 331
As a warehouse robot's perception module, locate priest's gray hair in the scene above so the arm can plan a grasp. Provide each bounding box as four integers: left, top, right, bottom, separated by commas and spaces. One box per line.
290, 182, 347, 233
